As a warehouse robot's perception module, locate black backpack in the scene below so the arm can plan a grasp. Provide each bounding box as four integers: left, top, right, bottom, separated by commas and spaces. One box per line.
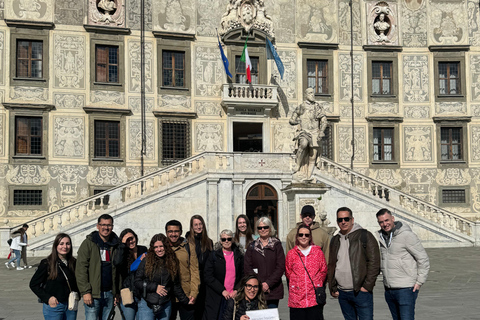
7, 238, 12, 246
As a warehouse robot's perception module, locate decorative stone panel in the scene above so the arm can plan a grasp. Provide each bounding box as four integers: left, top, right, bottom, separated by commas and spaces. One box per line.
87, 166, 128, 185
154, 0, 195, 33
338, 125, 366, 163
296, 0, 337, 43
436, 168, 471, 185
404, 105, 430, 119
339, 53, 363, 102
54, 0, 84, 25
401, 0, 427, 47
10, 87, 48, 102
428, 0, 467, 45
470, 55, 480, 101
368, 103, 398, 115
273, 123, 295, 153
129, 119, 155, 160
268, 0, 295, 43
0, 30, 3, 85
194, 123, 224, 152
272, 50, 297, 99
194, 46, 223, 97
197, 0, 223, 36
54, 34, 86, 89
90, 91, 125, 105
128, 40, 153, 93
127, 0, 152, 30
0, 0, 4, 20
88, 0, 125, 27
339, 0, 362, 46
340, 105, 364, 119
6, 0, 53, 22
53, 116, 85, 158
54, 93, 85, 109
158, 95, 192, 110
468, 0, 480, 46
128, 96, 154, 114
370, 169, 402, 187
403, 168, 437, 202
435, 102, 467, 115
471, 126, 480, 161
403, 55, 429, 102
0, 113, 4, 157
50, 165, 88, 208
403, 126, 433, 162
196, 101, 223, 117
6, 165, 51, 185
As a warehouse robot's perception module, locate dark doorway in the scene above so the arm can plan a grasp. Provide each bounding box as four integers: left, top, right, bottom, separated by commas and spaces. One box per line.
246, 183, 278, 235
233, 122, 263, 152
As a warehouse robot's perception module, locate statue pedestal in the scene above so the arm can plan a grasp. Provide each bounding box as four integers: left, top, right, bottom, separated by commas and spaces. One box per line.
282, 183, 336, 235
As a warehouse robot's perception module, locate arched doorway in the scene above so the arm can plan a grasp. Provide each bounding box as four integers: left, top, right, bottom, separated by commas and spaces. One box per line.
246, 183, 278, 235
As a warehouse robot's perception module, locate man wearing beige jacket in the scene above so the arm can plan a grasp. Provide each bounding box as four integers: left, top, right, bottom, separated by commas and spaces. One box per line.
376, 208, 430, 320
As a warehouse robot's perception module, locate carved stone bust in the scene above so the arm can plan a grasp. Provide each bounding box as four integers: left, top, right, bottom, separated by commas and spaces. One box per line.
88, 0, 125, 27
367, 1, 397, 45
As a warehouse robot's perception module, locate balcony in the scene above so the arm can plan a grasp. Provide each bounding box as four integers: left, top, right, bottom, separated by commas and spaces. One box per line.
222, 84, 278, 116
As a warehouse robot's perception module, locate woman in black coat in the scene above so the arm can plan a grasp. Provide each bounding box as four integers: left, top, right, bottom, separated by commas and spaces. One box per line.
203, 229, 244, 320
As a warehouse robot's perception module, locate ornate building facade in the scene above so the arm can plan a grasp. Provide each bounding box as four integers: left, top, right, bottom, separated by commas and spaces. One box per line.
1, 0, 480, 232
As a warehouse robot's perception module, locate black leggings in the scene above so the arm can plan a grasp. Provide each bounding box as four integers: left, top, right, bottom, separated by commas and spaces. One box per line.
290, 305, 324, 320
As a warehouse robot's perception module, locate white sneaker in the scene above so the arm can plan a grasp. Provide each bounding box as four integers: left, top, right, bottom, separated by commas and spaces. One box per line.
10, 262, 15, 268
5, 262, 10, 269
25, 265, 32, 269
16, 267, 24, 271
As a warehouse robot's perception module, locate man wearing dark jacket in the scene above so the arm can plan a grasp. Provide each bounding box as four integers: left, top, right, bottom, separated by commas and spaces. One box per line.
76, 214, 120, 320
327, 207, 380, 320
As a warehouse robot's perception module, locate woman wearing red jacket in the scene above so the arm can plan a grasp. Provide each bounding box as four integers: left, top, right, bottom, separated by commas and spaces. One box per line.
285, 224, 327, 319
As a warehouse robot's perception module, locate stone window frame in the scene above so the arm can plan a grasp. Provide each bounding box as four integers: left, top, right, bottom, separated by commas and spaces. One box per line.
228, 45, 267, 85
9, 27, 50, 88
299, 43, 336, 103
432, 50, 467, 103
366, 116, 402, 168
84, 107, 130, 166
155, 34, 193, 96
366, 51, 399, 103
438, 186, 470, 208
89, 33, 125, 92
8, 185, 48, 211
433, 117, 470, 168
153, 111, 195, 166
4, 103, 53, 165
322, 116, 339, 161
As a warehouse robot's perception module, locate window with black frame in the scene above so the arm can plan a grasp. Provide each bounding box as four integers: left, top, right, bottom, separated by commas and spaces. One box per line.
373, 127, 394, 161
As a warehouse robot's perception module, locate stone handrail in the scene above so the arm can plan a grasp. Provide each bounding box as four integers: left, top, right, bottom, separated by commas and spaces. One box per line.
318, 157, 475, 238
9, 153, 209, 241
8, 152, 295, 241
222, 84, 278, 102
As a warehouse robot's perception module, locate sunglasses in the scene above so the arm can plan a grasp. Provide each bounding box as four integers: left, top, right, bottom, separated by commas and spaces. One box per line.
221, 237, 233, 242
298, 233, 311, 238
257, 226, 270, 231
337, 217, 352, 223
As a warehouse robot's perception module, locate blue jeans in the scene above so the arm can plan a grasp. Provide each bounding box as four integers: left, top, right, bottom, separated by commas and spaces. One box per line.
120, 297, 139, 320
43, 302, 77, 320
385, 287, 419, 320
137, 298, 171, 320
338, 290, 374, 320
8, 249, 21, 267
84, 291, 114, 320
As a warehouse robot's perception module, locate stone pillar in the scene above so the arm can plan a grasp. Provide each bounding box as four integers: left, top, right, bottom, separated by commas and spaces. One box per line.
282, 182, 336, 235
207, 178, 219, 240
233, 178, 245, 218
218, 179, 234, 234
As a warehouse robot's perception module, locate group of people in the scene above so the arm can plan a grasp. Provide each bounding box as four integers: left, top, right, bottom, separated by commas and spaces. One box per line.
26, 205, 430, 320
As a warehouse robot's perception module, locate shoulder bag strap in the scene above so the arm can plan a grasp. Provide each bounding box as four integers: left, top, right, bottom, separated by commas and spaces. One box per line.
58, 263, 73, 293
296, 250, 316, 290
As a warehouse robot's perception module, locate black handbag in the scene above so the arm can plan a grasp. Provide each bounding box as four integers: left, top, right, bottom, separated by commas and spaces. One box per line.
296, 251, 326, 306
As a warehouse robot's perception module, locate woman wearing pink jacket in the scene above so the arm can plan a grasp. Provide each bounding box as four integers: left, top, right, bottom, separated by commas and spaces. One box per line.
285, 223, 327, 319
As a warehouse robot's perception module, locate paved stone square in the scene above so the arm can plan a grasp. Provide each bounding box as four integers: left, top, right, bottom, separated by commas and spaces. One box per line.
1, 247, 479, 319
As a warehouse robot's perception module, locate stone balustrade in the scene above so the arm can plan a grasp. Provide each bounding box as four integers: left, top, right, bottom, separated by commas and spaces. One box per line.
5, 152, 294, 243
222, 84, 278, 103
318, 157, 476, 239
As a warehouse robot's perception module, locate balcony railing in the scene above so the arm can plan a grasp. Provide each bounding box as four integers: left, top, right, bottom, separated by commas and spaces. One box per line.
222, 84, 278, 107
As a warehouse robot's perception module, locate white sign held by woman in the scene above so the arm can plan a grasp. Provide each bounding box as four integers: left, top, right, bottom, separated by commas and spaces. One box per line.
246, 308, 280, 320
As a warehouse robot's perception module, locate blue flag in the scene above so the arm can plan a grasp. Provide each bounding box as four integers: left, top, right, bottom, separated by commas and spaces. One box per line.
266, 38, 284, 80
217, 35, 233, 78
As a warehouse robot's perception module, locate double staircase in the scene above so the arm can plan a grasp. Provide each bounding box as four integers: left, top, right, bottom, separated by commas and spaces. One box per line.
1, 152, 478, 256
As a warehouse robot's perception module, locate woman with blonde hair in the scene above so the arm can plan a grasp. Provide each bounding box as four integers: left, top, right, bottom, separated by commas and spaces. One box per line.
244, 217, 285, 308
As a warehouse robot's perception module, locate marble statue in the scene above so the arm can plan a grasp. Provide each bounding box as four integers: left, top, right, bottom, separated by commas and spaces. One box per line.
289, 88, 328, 182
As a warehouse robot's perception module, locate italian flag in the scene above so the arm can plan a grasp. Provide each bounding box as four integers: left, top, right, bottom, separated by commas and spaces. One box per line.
240, 35, 252, 83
